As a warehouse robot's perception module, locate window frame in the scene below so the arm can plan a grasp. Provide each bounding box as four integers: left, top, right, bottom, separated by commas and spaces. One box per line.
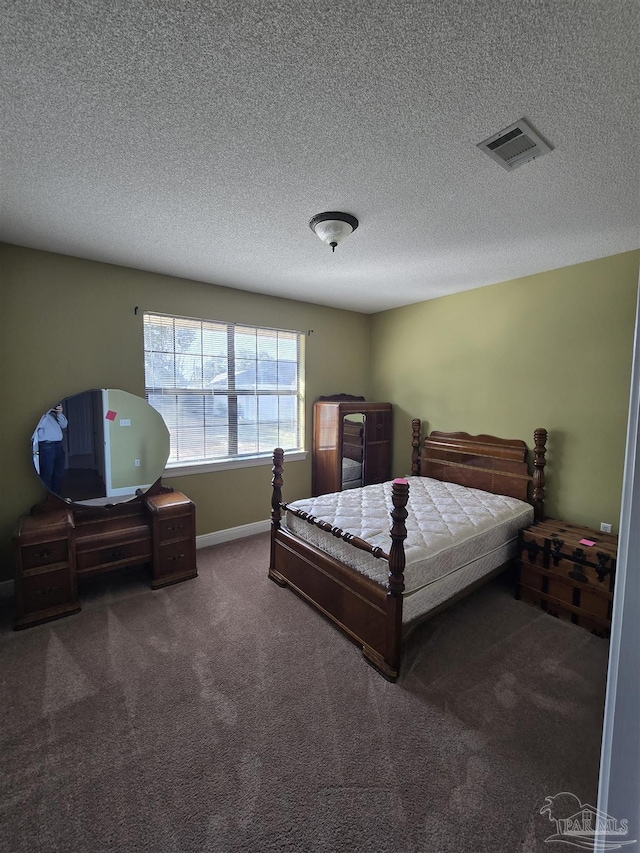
143, 312, 307, 475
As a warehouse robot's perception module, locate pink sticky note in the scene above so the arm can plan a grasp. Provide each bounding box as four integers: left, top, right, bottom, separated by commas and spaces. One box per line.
105, 410, 117, 421
393, 478, 408, 484
579, 538, 596, 547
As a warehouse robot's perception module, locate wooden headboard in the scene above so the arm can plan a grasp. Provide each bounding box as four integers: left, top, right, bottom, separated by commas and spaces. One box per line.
410, 419, 547, 520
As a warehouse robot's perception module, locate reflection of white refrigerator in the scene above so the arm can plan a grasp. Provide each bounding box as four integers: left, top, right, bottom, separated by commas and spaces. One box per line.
102, 389, 154, 498
102, 389, 113, 496
102, 388, 120, 498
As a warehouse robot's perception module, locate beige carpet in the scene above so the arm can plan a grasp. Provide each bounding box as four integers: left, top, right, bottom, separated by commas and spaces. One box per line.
0, 533, 608, 852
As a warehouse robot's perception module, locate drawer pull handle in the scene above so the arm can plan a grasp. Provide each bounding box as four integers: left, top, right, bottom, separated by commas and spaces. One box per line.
167, 524, 184, 532
169, 553, 185, 561
111, 549, 125, 559
38, 549, 53, 559
36, 586, 59, 595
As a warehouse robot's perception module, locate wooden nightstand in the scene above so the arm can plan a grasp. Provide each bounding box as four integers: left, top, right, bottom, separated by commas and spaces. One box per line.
516, 518, 617, 637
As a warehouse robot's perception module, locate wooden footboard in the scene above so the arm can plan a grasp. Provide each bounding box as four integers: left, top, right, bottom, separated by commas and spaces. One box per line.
269, 448, 408, 681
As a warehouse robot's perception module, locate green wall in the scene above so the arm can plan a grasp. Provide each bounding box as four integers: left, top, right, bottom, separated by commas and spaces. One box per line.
370, 250, 640, 531
2, 243, 638, 583
0, 243, 371, 580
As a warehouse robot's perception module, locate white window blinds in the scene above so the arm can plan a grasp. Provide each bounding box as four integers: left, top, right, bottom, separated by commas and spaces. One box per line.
143, 313, 304, 466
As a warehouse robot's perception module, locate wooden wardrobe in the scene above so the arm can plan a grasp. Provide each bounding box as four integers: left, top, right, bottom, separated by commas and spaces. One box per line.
312, 396, 392, 497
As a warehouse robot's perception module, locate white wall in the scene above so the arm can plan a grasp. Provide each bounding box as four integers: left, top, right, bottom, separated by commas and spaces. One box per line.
597, 277, 640, 848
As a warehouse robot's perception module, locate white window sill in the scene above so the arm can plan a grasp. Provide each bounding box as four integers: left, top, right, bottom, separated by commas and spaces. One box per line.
162, 450, 308, 478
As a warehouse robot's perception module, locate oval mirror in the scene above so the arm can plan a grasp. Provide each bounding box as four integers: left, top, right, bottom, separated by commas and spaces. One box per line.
31, 389, 170, 506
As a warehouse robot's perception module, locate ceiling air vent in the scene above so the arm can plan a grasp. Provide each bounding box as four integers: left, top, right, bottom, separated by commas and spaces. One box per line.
477, 118, 553, 171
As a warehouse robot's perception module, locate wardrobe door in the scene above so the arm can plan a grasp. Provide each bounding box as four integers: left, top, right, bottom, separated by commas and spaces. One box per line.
312, 403, 342, 496
363, 408, 392, 485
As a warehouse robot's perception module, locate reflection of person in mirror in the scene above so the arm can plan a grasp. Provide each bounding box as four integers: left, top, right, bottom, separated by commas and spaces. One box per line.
33, 403, 68, 493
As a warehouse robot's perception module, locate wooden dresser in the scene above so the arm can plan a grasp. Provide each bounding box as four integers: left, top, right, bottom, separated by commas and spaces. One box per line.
516, 518, 617, 637
13, 485, 197, 629
312, 398, 392, 496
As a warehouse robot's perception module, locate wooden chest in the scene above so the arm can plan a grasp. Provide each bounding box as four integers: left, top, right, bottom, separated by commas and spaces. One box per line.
516, 518, 617, 637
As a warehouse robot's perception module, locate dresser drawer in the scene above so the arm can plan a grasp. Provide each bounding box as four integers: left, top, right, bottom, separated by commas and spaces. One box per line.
14, 564, 79, 628
76, 536, 152, 575
151, 538, 197, 588
157, 514, 193, 543
20, 564, 74, 607
20, 539, 69, 571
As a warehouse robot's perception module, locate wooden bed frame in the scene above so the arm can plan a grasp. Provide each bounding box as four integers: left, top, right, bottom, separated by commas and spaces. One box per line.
269, 419, 548, 681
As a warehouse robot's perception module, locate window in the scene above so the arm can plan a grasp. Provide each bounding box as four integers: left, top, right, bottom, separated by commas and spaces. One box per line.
143, 313, 305, 469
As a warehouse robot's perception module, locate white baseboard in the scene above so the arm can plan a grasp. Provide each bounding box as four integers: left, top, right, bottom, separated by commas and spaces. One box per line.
0, 521, 270, 600
196, 519, 271, 549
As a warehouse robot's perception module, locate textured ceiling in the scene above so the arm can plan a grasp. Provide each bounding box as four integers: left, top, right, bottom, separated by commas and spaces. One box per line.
1, 0, 638, 313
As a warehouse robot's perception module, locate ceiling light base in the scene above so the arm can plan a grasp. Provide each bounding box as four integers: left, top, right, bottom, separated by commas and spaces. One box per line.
309, 211, 359, 251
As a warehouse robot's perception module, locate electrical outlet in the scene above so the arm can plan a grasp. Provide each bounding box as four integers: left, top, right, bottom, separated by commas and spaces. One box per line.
119, 419, 131, 427
134, 459, 140, 467
600, 522, 612, 534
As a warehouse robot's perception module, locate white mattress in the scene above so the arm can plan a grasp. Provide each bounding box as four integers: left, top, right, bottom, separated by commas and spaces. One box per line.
342, 457, 362, 489
284, 477, 534, 622
342, 457, 362, 482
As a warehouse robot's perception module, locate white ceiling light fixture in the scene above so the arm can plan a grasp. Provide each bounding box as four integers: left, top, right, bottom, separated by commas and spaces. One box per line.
309, 211, 359, 252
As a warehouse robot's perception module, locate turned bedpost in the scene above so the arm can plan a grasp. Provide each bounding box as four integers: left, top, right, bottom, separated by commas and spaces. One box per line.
386, 478, 409, 678
411, 419, 421, 476
388, 479, 409, 590
271, 448, 284, 529
532, 428, 547, 521
269, 448, 285, 578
